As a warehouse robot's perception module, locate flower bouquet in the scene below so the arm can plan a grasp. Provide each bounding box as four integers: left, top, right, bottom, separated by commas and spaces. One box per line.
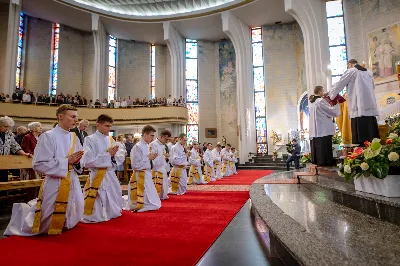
300, 153, 311, 164
332, 133, 342, 145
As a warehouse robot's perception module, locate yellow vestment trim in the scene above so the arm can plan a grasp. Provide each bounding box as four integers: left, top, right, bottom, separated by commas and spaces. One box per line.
130, 170, 145, 210
152, 170, 164, 196
32, 132, 77, 235
337, 94, 352, 145
203, 165, 212, 182
170, 166, 184, 194
189, 165, 200, 184
221, 160, 229, 175
229, 161, 235, 168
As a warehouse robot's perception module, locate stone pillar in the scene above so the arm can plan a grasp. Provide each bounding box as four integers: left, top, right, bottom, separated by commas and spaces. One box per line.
163, 22, 185, 99
171, 124, 185, 137
221, 11, 256, 163
2, 0, 21, 95
284, 0, 331, 94
92, 14, 108, 101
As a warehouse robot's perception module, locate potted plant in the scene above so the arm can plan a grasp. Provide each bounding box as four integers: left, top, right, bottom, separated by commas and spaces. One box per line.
332, 133, 342, 158
272, 150, 278, 161
337, 137, 400, 197
300, 152, 311, 170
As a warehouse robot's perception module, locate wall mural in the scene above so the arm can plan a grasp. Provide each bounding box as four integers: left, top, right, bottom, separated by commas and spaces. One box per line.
219, 40, 238, 147
295, 23, 307, 94
299, 93, 309, 132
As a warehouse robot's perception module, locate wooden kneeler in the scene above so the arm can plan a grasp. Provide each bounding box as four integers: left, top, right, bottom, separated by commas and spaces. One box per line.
293, 164, 319, 184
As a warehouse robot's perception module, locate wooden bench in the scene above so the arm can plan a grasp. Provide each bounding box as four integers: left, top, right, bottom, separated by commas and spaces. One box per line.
124, 157, 133, 182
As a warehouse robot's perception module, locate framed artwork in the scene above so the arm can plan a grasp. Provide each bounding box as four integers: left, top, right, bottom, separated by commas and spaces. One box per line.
205, 128, 217, 138
368, 22, 400, 84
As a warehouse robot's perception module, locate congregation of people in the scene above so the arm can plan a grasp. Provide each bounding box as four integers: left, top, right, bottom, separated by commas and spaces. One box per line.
0, 104, 238, 236
0, 88, 187, 108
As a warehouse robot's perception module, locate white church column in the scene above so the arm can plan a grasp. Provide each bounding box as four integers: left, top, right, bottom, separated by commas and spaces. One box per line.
2, 0, 21, 95
221, 11, 256, 163
92, 14, 108, 101
163, 22, 185, 99
284, 0, 331, 94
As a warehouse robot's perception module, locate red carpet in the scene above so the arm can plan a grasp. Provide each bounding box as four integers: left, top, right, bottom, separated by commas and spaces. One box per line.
208, 170, 273, 185
0, 191, 249, 266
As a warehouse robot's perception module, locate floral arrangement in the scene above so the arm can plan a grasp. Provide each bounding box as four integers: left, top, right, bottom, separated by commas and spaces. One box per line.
270, 130, 282, 145
332, 133, 342, 145
300, 153, 311, 164
272, 150, 278, 160
337, 137, 400, 181
286, 143, 294, 154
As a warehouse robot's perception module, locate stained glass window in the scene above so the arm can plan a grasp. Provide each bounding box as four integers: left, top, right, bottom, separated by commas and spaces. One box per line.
150, 44, 155, 99
108, 35, 117, 102
185, 39, 198, 144
326, 0, 348, 94
252, 27, 267, 154
50, 23, 60, 95
15, 13, 24, 89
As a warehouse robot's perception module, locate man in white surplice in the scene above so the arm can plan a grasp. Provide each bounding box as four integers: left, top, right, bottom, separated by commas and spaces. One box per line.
150, 130, 172, 200
125, 125, 161, 212
203, 143, 215, 182
4, 105, 84, 236
221, 144, 233, 177
211, 144, 223, 180
231, 147, 238, 175
81, 114, 125, 223
189, 141, 207, 184
169, 133, 189, 195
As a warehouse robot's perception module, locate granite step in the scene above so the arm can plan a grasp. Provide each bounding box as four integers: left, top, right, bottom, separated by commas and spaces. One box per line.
238, 165, 293, 171
250, 175, 400, 266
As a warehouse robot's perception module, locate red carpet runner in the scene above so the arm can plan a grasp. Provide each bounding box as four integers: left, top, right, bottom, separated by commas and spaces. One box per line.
0, 191, 249, 266
208, 170, 273, 185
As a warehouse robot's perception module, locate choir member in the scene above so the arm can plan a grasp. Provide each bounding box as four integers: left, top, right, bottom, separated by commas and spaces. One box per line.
203, 143, 214, 182
212, 144, 223, 180
189, 141, 207, 184
220, 144, 233, 177
169, 133, 189, 195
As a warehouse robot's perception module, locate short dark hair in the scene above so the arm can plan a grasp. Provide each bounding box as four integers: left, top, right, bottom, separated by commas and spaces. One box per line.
216, 144, 221, 148
292, 139, 297, 142
179, 133, 187, 139
97, 114, 114, 124
314, 86, 323, 95
226, 144, 231, 147
348, 59, 358, 64
142, 125, 156, 135
160, 130, 171, 137
56, 104, 77, 117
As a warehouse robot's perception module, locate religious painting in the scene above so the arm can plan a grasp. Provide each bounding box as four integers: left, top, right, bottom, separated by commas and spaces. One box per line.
298, 92, 309, 132
368, 22, 400, 84
205, 128, 217, 138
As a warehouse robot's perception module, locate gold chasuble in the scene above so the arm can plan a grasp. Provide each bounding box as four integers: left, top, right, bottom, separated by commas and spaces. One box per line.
336, 94, 352, 146
130, 171, 145, 210
151, 171, 164, 196
32, 132, 78, 235
83, 136, 114, 215
170, 166, 184, 194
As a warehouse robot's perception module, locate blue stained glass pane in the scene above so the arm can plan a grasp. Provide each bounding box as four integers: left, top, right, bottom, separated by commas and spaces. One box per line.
252, 43, 263, 67
109, 46, 116, 67
187, 124, 199, 144
255, 92, 266, 117
15, 68, 20, 88
327, 17, 345, 46
186, 80, 198, 102
253, 67, 264, 92
186, 42, 197, 59
186, 59, 197, 80
18, 32, 23, 47
251, 28, 262, 43
326, 1, 343, 17
256, 118, 266, 134
17, 47, 22, 68
109, 36, 116, 47
329, 46, 347, 76
187, 103, 199, 124
257, 144, 268, 154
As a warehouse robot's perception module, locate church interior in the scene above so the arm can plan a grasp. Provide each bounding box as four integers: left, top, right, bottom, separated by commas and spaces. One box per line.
0, 0, 400, 265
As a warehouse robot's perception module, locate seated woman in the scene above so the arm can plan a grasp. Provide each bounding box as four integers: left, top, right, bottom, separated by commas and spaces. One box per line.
309, 86, 341, 166
101, 98, 108, 108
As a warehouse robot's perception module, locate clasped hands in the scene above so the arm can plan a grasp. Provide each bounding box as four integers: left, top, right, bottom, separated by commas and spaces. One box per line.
68, 151, 84, 165
107, 145, 119, 157
149, 152, 158, 161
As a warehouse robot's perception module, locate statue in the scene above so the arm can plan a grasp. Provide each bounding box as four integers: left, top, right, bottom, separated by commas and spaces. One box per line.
222, 136, 226, 147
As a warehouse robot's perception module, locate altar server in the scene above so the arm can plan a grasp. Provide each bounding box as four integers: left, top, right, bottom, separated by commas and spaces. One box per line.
150, 130, 171, 200
221, 144, 233, 177
203, 143, 215, 182
310, 86, 341, 166
189, 141, 207, 184
81, 114, 125, 223
169, 133, 189, 195
125, 125, 161, 212
231, 147, 238, 175
211, 144, 223, 179
327, 59, 379, 145
4, 105, 84, 236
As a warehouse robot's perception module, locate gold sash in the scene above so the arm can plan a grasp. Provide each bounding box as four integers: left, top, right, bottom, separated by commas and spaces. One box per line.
221, 160, 229, 175
213, 163, 219, 176
170, 166, 184, 194
32, 132, 77, 235
203, 165, 212, 182
83, 136, 114, 215
151, 170, 164, 196
189, 165, 200, 184
230, 161, 235, 168
130, 170, 145, 210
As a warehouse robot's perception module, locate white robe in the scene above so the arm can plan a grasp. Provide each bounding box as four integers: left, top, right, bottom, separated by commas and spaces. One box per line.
189, 148, 207, 184
211, 149, 222, 179
125, 139, 161, 212
309, 98, 340, 139
4, 126, 84, 236
80, 131, 125, 223
203, 149, 215, 182
150, 139, 169, 200
220, 148, 233, 177
169, 143, 188, 195
329, 67, 378, 119
232, 151, 238, 174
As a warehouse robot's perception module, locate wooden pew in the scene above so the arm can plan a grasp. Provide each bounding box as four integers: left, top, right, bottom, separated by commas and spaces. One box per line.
124, 157, 133, 182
